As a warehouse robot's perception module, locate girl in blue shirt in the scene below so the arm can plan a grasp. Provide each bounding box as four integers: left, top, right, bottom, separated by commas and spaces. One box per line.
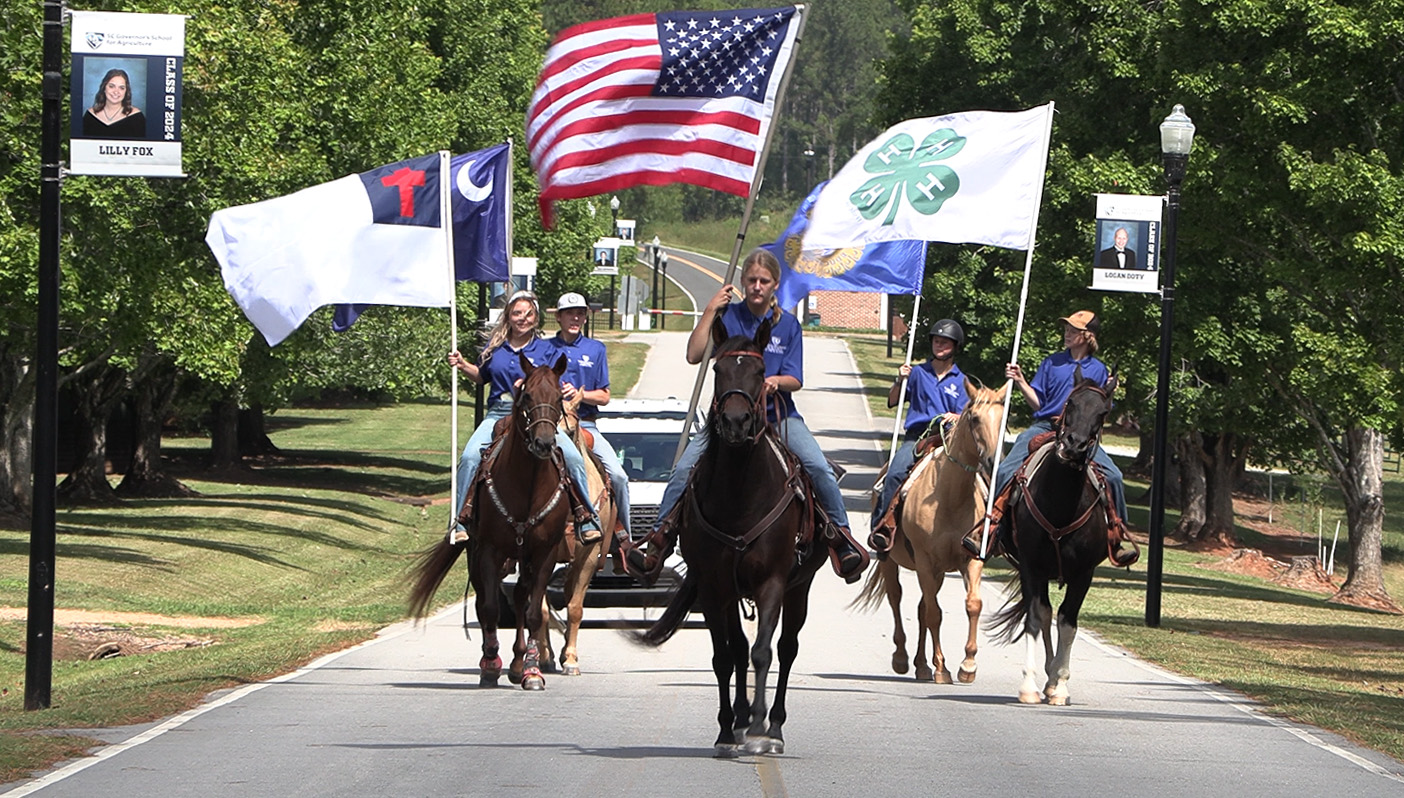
447, 291, 598, 542
627, 249, 869, 583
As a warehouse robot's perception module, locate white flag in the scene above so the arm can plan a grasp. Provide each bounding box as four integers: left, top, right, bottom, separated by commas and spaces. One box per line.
801, 104, 1053, 252
207, 152, 453, 345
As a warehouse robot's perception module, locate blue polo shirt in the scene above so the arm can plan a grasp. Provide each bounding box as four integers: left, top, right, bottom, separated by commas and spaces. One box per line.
717, 303, 803, 423
1029, 351, 1110, 421
480, 337, 557, 410
903, 360, 969, 435
551, 333, 610, 422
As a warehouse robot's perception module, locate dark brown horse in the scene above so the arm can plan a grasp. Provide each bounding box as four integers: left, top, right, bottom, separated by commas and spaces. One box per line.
409, 353, 571, 690
989, 367, 1119, 705
633, 315, 824, 757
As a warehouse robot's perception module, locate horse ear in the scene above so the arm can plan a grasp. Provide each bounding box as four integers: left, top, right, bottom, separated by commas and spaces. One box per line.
964, 374, 981, 398
552, 353, 568, 377
710, 314, 728, 349
1072, 362, 1085, 385
518, 351, 535, 377
996, 379, 1011, 402
755, 315, 773, 351
1105, 364, 1120, 395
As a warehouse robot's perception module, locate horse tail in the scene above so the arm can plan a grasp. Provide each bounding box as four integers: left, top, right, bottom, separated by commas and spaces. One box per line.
629, 570, 698, 648
407, 538, 467, 619
986, 576, 1029, 645
849, 556, 895, 613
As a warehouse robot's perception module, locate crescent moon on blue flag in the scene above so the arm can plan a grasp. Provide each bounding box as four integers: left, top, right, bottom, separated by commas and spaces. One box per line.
455, 160, 493, 202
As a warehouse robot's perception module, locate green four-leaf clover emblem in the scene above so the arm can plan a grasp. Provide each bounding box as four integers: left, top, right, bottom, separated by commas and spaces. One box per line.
849, 128, 965, 225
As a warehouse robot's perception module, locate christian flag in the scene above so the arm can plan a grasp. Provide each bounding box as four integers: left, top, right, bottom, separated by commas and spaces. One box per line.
765, 181, 927, 309
802, 105, 1054, 252
527, 6, 803, 226
207, 153, 453, 346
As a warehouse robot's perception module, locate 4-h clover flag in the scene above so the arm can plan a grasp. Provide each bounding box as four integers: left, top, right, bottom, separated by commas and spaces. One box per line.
801, 104, 1054, 252
764, 181, 927, 310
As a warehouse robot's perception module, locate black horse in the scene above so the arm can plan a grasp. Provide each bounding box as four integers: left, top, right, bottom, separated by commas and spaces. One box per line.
632, 315, 825, 757
989, 367, 1119, 705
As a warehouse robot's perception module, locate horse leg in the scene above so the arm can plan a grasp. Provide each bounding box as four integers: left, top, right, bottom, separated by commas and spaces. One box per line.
536, 596, 557, 675
764, 572, 817, 756
727, 603, 752, 739
743, 581, 785, 755
1045, 571, 1094, 706
1017, 575, 1050, 704
881, 559, 910, 675
517, 556, 554, 691
915, 568, 951, 684
559, 543, 597, 676
469, 547, 505, 686
956, 557, 984, 683
703, 600, 741, 757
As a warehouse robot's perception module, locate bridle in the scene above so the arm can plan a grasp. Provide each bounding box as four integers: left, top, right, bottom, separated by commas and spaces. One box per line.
710, 349, 769, 445
1052, 382, 1110, 468
517, 399, 563, 436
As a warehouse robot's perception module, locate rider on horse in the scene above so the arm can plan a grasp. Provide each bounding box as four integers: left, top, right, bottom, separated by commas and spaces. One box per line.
550, 291, 631, 540
869, 318, 971, 558
965, 310, 1135, 566
447, 290, 600, 544
625, 248, 871, 584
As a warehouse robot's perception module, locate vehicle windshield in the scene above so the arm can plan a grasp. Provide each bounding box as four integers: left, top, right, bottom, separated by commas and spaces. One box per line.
608, 431, 679, 482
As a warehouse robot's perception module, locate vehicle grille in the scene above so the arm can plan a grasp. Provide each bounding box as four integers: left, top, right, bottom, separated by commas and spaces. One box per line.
628, 504, 660, 539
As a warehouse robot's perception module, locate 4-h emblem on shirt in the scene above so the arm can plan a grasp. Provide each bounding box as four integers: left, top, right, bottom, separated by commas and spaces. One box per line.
579, 354, 594, 368
851, 128, 965, 225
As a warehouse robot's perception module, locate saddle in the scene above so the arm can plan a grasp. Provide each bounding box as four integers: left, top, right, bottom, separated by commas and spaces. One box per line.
456, 427, 596, 543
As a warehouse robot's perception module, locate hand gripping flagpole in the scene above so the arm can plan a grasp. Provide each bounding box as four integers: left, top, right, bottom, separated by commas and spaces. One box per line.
886, 293, 923, 467
979, 101, 1056, 558
673, 4, 809, 465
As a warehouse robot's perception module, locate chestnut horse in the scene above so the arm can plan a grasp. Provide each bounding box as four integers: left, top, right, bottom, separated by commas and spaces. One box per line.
632, 315, 824, 757
853, 379, 1006, 683
989, 368, 1119, 705
408, 353, 572, 690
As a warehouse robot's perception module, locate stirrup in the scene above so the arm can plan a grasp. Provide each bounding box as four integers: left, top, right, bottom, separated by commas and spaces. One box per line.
827, 526, 869, 584
446, 523, 470, 547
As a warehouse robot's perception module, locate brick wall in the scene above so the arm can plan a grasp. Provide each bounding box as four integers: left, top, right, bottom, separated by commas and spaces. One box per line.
804, 290, 884, 330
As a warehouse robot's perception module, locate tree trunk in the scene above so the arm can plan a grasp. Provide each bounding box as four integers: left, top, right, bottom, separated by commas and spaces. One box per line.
1171, 431, 1206, 540
56, 365, 126, 506
1199, 432, 1243, 548
117, 370, 195, 498
238, 404, 279, 456
209, 398, 242, 470
1131, 423, 1154, 475
0, 348, 34, 521
1330, 426, 1401, 613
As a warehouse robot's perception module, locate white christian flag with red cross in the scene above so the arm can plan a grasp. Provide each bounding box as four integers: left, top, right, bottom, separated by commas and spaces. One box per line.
527, 6, 803, 226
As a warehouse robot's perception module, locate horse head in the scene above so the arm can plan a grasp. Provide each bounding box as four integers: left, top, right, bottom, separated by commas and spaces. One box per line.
1054, 365, 1116, 468
516, 351, 568, 460
709, 313, 771, 447
958, 375, 1009, 477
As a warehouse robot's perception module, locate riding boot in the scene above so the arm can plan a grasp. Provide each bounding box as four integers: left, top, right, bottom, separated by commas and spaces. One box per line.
868, 495, 902, 560
622, 520, 675, 586
448, 491, 477, 546
826, 525, 870, 584
961, 485, 1013, 561
1104, 506, 1140, 568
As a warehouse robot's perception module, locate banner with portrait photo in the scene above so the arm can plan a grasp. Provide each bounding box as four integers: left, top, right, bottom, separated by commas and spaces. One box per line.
1090, 193, 1162, 293
69, 11, 186, 177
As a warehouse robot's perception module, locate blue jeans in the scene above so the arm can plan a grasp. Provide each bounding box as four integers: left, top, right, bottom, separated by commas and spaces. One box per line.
454, 403, 597, 528
581, 421, 630, 534
995, 420, 1127, 523
872, 438, 918, 531
656, 416, 850, 531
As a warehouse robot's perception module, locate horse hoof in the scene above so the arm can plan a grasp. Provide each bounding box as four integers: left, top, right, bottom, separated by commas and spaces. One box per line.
892, 653, 909, 675
563, 663, 581, 676
540, 659, 559, 675
957, 668, 977, 684
1018, 691, 1043, 704
933, 670, 954, 685
507, 670, 523, 685
479, 674, 500, 687
713, 743, 740, 759
1046, 693, 1069, 706
521, 667, 545, 691
915, 665, 933, 682
744, 736, 783, 755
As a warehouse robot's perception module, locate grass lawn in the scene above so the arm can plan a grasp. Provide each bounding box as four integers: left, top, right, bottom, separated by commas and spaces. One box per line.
843, 329, 1404, 762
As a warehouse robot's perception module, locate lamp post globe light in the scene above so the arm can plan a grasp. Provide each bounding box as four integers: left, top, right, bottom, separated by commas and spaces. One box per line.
609, 194, 620, 223
1146, 104, 1195, 628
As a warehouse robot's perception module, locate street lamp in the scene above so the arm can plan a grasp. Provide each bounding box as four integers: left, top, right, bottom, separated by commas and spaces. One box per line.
609, 195, 620, 226
658, 251, 669, 330
651, 235, 662, 326
803, 146, 815, 188
1146, 103, 1195, 628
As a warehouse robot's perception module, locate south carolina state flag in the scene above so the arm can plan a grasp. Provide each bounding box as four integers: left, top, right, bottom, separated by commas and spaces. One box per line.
802, 104, 1053, 252
207, 152, 453, 345
765, 182, 927, 309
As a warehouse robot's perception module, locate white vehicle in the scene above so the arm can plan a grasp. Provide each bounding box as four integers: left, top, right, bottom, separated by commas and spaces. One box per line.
501, 398, 698, 621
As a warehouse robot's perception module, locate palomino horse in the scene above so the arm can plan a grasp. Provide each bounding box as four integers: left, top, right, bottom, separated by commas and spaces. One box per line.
408, 353, 572, 690
540, 392, 619, 677
989, 367, 1119, 705
854, 379, 1006, 683
633, 315, 824, 757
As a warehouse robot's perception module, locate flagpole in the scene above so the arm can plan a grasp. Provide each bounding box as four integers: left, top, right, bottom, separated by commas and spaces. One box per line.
980, 101, 1056, 558
441, 150, 459, 525
674, 4, 809, 465
886, 293, 923, 466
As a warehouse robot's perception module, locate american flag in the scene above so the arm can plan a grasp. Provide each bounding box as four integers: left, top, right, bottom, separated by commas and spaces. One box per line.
527, 6, 803, 224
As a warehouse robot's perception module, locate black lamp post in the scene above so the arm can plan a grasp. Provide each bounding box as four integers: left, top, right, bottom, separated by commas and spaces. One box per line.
609, 196, 620, 330
1146, 103, 1196, 628
650, 234, 661, 329
658, 251, 669, 330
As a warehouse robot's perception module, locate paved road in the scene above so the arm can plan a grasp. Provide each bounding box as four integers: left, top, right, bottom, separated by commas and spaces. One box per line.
6, 333, 1403, 797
